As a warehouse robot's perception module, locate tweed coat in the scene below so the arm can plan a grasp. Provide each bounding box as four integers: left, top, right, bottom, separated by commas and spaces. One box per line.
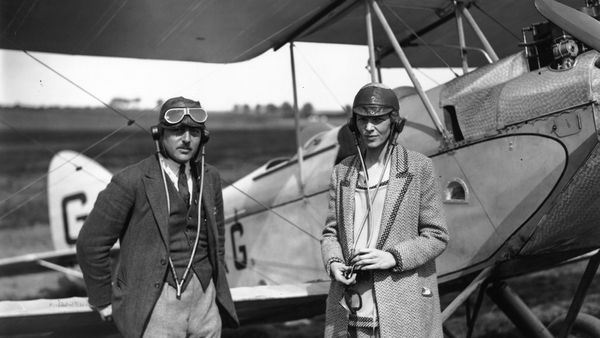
76, 155, 239, 338
321, 145, 449, 338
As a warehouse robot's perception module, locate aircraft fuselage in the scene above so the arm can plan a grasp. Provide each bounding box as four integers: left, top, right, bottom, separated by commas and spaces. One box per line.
222, 50, 600, 289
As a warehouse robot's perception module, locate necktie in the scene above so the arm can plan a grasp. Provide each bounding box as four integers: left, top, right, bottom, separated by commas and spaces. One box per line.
178, 164, 190, 207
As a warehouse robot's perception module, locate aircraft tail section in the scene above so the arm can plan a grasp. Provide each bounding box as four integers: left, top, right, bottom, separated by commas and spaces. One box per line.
47, 150, 111, 251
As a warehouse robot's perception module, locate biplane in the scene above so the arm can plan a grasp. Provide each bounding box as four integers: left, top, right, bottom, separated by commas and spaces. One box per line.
1, 0, 600, 336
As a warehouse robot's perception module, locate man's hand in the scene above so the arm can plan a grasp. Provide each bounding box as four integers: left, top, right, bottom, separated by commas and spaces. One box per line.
96, 304, 113, 322
330, 262, 356, 285
350, 248, 395, 270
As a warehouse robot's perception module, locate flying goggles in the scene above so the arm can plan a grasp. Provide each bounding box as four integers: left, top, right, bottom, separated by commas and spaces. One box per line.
163, 107, 207, 125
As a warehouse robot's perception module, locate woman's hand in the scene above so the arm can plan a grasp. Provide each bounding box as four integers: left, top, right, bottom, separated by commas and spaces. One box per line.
330, 262, 357, 285
350, 248, 396, 270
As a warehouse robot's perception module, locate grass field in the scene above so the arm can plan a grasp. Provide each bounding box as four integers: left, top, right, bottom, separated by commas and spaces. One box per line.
0, 128, 302, 229
1, 107, 599, 337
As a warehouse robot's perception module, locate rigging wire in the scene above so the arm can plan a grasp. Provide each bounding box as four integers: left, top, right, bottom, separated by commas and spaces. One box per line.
382, 2, 459, 78
415, 68, 442, 86
230, 255, 324, 271
221, 179, 320, 242
0, 157, 80, 222
0, 116, 62, 158
0, 113, 150, 208
4, 36, 321, 243
0, 45, 153, 212
472, 3, 521, 42
23, 51, 149, 135
90, 131, 141, 161
0, 116, 119, 184
450, 156, 496, 229
294, 45, 350, 114
233, 260, 282, 285
0, 187, 45, 223
228, 252, 327, 285
0, 121, 130, 213
1, 114, 320, 243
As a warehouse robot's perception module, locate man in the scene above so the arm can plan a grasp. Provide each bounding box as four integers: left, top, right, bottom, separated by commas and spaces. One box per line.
321, 83, 449, 337
77, 97, 238, 338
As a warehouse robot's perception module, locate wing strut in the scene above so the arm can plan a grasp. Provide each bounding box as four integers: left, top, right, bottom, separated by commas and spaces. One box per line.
289, 42, 305, 197
461, 5, 499, 63
441, 266, 492, 322
365, 0, 379, 83
37, 259, 84, 280
455, 1, 469, 74
369, 1, 451, 143
558, 250, 600, 337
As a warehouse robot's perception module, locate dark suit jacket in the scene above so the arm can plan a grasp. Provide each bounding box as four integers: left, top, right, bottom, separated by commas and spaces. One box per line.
76, 155, 238, 338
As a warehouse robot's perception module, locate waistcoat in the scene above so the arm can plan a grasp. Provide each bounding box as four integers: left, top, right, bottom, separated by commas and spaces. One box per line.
165, 175, 212, 292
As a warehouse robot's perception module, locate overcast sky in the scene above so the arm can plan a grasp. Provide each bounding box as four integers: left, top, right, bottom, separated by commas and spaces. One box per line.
1, 42, 459, 111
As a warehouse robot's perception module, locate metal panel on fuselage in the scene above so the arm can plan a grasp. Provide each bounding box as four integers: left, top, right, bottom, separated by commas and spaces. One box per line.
224, 192, 329, 287
434, 135, 566, 278
222, 128, 339, 221
511, 106, 600, 256
222, 128, 340, 287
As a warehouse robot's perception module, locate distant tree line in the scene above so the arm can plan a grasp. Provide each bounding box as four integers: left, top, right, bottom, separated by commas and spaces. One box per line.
109, 97, 142, 110
231, 102, 315, 117
106, 97, 350, 117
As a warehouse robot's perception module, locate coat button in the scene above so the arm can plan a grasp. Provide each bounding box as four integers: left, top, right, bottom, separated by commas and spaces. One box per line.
193, 199, 198, 205
154, 282, 161, 289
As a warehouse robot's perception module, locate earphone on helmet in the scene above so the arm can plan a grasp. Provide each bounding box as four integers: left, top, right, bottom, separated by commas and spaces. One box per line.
151, 124, 210, 144
347, 111, 406, 137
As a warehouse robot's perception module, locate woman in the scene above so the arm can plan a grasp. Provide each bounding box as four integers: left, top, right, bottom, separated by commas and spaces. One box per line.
321, 83, 449, 338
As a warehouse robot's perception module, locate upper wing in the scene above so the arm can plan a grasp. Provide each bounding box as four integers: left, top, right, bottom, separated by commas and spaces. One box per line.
300, 0, 547, 67
0, 0, 578, 67
0, 0, 329, 63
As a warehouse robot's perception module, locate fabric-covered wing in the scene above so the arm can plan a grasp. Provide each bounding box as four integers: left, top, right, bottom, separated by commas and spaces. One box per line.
0, 0, 329, 63
300, 0, 543, 67
0, 248, 79, 276
0, 282, 329, 334
0, 0, 574, 67
0, 297, 113, 336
